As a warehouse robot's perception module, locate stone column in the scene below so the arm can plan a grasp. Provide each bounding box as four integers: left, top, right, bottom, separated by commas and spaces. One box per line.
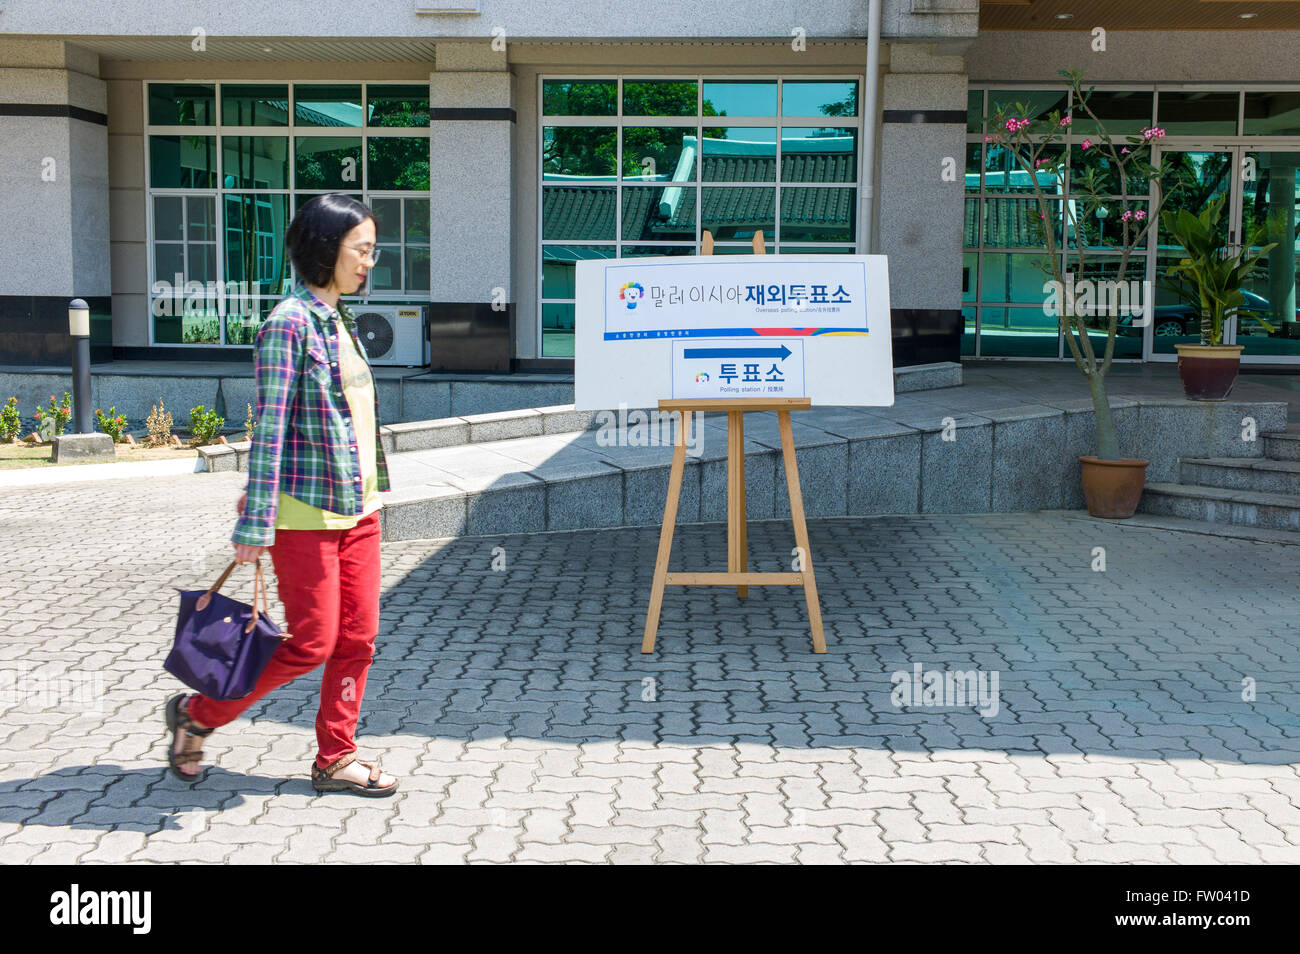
428, 42, 515, 372
0, 39, 111, 365
876, 42, 967, 366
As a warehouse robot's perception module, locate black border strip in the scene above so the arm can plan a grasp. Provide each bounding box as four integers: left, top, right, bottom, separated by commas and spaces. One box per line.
0, 103, 108, 126
429, 107, 516, 122
882, 109, 967, 125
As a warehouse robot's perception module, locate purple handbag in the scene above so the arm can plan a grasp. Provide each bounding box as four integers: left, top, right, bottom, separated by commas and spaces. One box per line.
165, 559, 291, 701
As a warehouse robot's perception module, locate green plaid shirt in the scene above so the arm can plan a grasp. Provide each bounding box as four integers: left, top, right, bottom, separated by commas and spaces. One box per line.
232, 282, 391, 547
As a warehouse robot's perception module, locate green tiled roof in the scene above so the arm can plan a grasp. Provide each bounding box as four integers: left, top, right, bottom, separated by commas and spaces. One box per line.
544, 133, 855, 243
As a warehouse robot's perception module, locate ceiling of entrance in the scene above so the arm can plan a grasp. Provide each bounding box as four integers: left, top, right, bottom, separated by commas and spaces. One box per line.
981, 0, 1300, 30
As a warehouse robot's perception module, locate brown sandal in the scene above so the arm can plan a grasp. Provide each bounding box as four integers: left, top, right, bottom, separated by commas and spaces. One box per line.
311, 752, 399, 797
165, 693, 213, 783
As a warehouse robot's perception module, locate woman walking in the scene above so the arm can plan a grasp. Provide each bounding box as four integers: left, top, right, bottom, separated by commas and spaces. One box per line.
164, 193, 398, 796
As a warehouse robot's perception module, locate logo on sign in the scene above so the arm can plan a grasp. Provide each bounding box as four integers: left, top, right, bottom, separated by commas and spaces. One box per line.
695, 371, 709, 383
619, 281, 645, 309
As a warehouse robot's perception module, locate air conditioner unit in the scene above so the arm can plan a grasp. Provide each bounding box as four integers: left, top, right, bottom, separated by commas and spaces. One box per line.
352, 305, 427, 366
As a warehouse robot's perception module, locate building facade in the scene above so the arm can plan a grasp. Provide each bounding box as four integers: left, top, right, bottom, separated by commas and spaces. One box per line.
2, 1, 1298, 373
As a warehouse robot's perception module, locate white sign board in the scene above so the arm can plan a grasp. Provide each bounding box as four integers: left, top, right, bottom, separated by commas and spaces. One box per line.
574, 254, 893, 409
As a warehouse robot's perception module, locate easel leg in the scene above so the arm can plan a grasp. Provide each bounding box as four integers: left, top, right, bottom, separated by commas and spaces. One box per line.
778, 410, 826, 653
643, 410, 690, 653
736, 411, 748, 598
727, 410, 740, 595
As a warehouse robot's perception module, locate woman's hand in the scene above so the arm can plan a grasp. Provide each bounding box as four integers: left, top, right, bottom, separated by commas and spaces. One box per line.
232, 492, 266, 563
233, 543, 268, 564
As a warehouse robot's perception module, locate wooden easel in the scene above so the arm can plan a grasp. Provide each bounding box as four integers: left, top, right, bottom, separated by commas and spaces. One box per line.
641, 230, 826, 654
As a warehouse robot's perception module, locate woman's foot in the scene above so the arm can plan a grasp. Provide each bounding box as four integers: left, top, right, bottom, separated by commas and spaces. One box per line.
311, 752, 398, 797
165, 693, 213, 782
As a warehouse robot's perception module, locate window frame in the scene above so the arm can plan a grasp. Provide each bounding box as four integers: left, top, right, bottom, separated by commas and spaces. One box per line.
537, 72, 865, 359
143, 79, 432, 347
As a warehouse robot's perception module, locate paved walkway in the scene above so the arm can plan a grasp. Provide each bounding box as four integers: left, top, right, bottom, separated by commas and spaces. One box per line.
0, 472, 1297, 863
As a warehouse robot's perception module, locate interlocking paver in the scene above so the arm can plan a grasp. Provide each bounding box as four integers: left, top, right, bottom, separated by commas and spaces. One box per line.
1, 475, 1297, 864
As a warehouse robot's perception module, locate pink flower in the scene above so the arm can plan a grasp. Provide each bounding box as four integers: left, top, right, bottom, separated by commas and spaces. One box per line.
1081, 139, 1092, 150
1059, 115, 1072, 126
1141, 127, 1166, 140
1036, 158, 1047, 167
1004, 117, 1030, 133
1121, 147, 1130, 154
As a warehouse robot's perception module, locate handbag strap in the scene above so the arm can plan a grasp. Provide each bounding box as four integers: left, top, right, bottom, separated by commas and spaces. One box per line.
195, 560, 240, 612
245, 559, 268, 634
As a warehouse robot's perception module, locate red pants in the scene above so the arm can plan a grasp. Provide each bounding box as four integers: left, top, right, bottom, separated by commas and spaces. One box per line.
188, 510, 382, 769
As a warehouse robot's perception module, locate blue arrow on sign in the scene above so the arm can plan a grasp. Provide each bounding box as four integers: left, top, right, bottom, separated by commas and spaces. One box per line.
682, 344, 793, 361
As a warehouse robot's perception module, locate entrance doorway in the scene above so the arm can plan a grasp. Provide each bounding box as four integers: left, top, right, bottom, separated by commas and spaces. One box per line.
1154, 146, 1300, 364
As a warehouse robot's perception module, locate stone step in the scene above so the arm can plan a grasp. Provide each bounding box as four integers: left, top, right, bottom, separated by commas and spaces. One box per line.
1179, 456, 1300, 496
1263, 430, 1300, 461
1042, 508, 1300, 547
1138, 481, 1300, 533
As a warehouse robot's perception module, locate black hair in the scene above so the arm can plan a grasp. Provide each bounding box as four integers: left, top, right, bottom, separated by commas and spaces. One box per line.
285, 194, 375, 288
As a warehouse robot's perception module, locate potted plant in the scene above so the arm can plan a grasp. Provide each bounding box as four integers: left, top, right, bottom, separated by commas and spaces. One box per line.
985, 69, 1174, 518
1160, 194, 1277, 400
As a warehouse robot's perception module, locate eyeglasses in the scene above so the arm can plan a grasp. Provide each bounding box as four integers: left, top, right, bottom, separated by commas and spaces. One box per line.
344, 245, 382, 265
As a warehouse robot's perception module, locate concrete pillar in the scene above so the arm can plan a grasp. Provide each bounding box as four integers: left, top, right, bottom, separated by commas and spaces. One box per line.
0, 39, 111, 365
428, 43, 515, 372
876, 42, 966, 366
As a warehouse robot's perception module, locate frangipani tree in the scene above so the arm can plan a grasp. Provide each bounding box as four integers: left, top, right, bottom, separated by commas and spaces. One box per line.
984, 69, 1175, 461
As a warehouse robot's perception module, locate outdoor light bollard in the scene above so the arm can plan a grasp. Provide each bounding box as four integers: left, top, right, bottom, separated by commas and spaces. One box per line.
69, 298, 92, 435
50, 298, 114, 463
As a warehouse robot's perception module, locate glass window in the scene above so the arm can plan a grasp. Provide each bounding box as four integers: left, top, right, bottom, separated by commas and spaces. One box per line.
542, 303, 576, 357
543, 126, 617, 179
966, 143, 982, 194
702, 186, 775, 241
543, 186, 616, 240
978, 306, 1059, 357
220, 136, 289, 190
985, 142, 1064, 194
366, 85, 430, 127
1156, 91, 1239, 136
367, 138, 429, 190
542, 245, 615, 299
702, 80, 777, 117
781, 128, 857, 183
967, 89, 983, 134
539, 74, 862, 359
543, 80, 616, 116
987, 89, 1069, 125
779, 187, 855, 242
149, 135, 217, 188
622, 126, 697, 180
147, 81, 431, 346
148, 83, 215, 126
293, 84, 363, 126
1244, 91, 1300, 136
702, 128, 776, 182
622, 185, 697, 241
782, 80, 858, 118
221, 84, 289, 126
1070, 90, 1153, 136
979, 252, 1056, 304
223, 194, 291, 292
983, 198, 1062, 249
622, 245, 697, 257
295, 137, 363, 190
623, 80, 698, 117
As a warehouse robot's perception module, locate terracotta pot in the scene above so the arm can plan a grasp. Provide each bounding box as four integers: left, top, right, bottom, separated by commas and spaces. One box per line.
1079, 456, 1149, 519
1175, 343, 1243, 401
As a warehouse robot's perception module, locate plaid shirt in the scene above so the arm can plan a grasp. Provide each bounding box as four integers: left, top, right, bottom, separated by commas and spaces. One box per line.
231, 282, 391, 547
